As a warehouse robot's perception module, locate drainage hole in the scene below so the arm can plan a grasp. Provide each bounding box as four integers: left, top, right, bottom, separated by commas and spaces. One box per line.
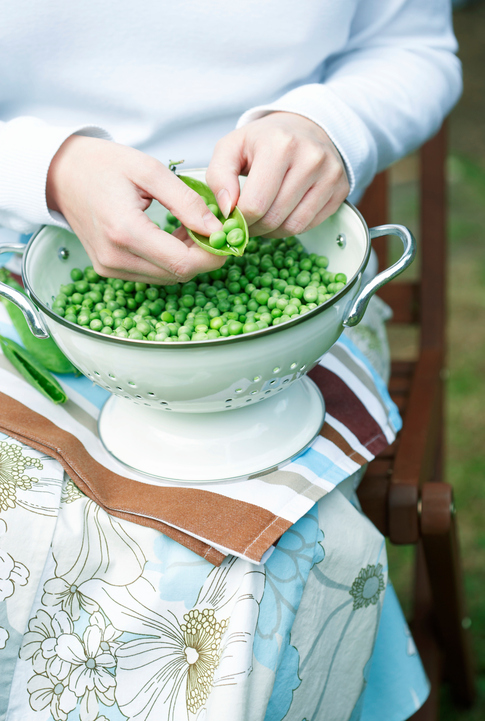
273, 366, 280, 373
94, 371, 100, 376
159, 401, 168, 405
108, 373, 116, 379
225, 398, 233, 403
251, 390, 258, 395
290, 362, 298, 369
269, 379, 277, 385
253, 375, 262, 382
128, 381, 136, 387
299, 365, 306, 372
147, 392, 155, 397
283, 379, 289, 384
116, 386, 123, 391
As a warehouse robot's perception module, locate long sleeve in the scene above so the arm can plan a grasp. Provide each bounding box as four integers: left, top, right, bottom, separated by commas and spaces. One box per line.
237, 0, 462, 199
0, 118, 111, 233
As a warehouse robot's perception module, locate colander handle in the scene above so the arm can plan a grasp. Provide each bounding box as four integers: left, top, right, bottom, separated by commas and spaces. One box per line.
342, 223, 416, 328
0, 244, 50, 339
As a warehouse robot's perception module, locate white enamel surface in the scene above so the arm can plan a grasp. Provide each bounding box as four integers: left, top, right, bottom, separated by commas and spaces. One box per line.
98, 376, 324, 482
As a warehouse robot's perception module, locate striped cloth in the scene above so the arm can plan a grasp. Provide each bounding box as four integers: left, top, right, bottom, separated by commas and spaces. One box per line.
0, 302, 401, 564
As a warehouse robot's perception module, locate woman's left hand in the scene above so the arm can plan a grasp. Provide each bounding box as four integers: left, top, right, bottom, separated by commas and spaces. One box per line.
206, 111, 350, 238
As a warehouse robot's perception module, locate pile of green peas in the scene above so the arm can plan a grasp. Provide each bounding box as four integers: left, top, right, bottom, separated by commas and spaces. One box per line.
52, 235, 348, 342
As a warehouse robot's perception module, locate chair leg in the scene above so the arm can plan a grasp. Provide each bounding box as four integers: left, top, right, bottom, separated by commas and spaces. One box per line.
408, 542, 442, 721
420, 514, 476, 706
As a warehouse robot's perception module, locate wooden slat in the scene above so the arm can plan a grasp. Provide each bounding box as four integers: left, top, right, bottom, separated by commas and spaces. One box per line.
378, 281, 420, 324
420, 126, 447, 351
358, 170, 389, 272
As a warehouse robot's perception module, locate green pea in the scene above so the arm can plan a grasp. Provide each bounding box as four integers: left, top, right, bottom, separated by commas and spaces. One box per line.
209, 231, 227, 249
222, 218, 240, 234
303, 287, 318, 303
70, 268, 84, 282
206, 203, 221, 218
226, 228, 245, 247
243, 322, 258, 333
228, 321, 243, 335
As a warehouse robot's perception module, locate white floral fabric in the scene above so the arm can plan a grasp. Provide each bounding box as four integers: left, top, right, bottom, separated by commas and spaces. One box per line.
0, 434, 429, 721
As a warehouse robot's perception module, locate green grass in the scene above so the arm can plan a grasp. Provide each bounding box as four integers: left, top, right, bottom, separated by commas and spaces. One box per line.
387, 153, 485, 718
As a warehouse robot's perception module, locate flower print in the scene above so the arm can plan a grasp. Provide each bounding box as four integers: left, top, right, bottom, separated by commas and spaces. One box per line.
89, 610, 122, 655
42, 501, 146, 620
181, 608, 229, 713
61, 476, 84, 504
0, 626, 9, 649
90, 555, 264, 721
20, 608, 74, 678
56, 624, 116, 705
0, 547, 29, 601
42, 577, 99, 620
27, 673, 78, 721
0, 440, 43, 511
349, 564, 385, 610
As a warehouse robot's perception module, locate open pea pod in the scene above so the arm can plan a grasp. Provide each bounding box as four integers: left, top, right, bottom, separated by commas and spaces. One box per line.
0, 335, 68, 404
179, 175, 249, 257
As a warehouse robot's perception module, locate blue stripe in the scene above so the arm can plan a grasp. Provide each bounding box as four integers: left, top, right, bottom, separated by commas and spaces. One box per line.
294, 446, 349, 486
337, 335, 402, 432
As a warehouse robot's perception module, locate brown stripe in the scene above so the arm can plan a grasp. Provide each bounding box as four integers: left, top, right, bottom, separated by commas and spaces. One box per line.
331, 344, 389, 420
0, 392, 289, 564
320, 422, 368, 466
309, 366, 389, 456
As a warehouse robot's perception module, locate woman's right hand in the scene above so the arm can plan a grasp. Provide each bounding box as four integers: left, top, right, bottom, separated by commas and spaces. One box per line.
46, 135, 225, 284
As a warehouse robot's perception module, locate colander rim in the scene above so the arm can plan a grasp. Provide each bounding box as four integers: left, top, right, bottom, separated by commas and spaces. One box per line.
22, 200, 370, 348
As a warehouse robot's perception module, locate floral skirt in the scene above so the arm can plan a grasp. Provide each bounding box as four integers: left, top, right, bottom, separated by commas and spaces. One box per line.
0, 298, 429, 721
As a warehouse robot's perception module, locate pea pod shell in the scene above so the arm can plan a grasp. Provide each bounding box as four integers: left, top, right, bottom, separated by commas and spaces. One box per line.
179, 175, 249, 257
0, 268, 77, 374
0, 335, 68, 404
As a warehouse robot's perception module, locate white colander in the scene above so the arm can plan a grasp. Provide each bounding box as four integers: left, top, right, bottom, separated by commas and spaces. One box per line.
0, 169, 415, 482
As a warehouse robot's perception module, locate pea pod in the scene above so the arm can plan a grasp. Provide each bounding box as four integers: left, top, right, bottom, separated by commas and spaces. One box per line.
0, 335, 68, 404
0, 268, 77, 374
179, 175, 249, 257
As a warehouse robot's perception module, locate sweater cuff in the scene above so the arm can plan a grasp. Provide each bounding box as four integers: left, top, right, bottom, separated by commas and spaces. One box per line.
236, 84, 379, 199
0, 117, 112, 233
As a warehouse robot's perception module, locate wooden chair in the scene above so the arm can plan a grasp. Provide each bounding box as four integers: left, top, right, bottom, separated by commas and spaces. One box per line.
356, 125, 476, 719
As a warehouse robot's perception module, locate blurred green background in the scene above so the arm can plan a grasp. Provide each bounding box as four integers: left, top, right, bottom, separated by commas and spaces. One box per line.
386, 3, 485, 718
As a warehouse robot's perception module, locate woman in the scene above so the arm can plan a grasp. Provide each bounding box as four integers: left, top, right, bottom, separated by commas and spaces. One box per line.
0, 1, 461, 719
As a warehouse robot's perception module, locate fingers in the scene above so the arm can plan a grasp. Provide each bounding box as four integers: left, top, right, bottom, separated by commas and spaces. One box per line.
208, 113, 350, 239
205, 132, 245, 218
143, 162, 222, 237
262, 168, 350, 238
88, 211, 226, 284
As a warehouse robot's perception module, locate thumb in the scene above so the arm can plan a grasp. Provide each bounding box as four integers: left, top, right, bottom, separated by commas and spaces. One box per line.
205, 132, 245, 218
145, 163, 223, 237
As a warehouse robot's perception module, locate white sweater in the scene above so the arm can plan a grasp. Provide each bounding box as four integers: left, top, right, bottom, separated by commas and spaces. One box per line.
0, 0, 461, 235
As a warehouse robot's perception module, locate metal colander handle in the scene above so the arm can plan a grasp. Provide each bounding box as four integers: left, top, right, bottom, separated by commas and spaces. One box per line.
343, 223, 416, 327
0, 244, 49, 339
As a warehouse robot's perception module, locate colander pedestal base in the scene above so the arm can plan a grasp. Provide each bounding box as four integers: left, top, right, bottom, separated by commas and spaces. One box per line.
98, 376, 325, 483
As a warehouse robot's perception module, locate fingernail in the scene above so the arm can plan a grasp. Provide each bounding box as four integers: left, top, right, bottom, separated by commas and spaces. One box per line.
217, 188, 232, 219
203, 211, 222, 233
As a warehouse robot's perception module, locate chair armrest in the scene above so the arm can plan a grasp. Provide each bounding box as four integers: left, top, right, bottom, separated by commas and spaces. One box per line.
389, 347, 444, 544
